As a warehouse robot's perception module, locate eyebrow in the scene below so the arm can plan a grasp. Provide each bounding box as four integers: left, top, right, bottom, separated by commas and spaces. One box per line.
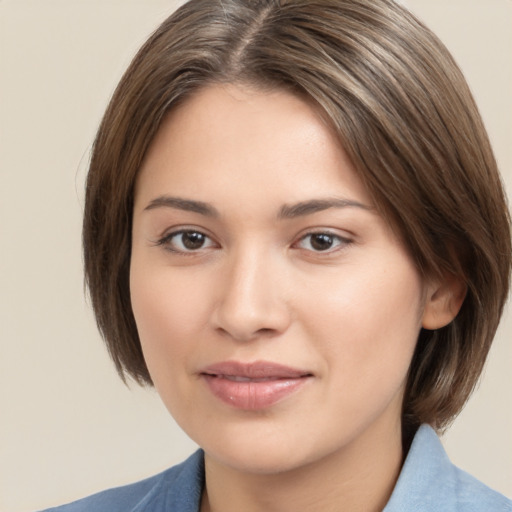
279, 198, 372, 218
143, 195, 371, 218
144, 196, 219, 217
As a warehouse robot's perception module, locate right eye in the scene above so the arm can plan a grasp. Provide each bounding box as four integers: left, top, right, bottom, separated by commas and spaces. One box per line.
158, 230, 217, 253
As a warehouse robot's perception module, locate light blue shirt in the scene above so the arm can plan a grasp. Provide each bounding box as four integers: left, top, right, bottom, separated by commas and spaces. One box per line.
40, 425, 512, 511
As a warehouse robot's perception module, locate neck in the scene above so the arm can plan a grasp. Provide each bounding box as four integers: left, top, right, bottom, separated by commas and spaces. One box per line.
201, 418, 404, 512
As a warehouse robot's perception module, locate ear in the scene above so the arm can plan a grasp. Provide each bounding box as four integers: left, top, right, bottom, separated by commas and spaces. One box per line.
422, 274, 467, 330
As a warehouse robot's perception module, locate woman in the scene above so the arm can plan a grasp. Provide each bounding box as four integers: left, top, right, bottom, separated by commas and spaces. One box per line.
41, 0, 512, 510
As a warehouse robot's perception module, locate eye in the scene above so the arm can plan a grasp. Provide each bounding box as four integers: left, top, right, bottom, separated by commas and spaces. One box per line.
158, 229, 216, 253
295, 232, 350, 253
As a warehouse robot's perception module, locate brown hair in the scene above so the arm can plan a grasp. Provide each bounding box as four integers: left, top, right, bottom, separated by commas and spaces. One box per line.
83, 0, 511, 433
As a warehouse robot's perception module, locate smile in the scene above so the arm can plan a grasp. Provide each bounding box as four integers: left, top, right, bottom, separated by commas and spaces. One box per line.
200, 361, 313, 410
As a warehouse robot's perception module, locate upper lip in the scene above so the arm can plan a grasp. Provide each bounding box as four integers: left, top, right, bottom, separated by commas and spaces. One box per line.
200, 360, 312, 379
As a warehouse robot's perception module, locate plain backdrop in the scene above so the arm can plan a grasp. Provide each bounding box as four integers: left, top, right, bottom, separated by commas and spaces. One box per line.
1, 1, 511, 511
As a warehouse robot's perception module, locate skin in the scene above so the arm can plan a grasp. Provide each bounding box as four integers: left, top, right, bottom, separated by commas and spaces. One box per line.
130, 84, 462, 512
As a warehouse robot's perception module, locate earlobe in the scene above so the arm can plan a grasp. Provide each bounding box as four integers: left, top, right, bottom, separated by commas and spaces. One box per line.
422, 275, 467, 330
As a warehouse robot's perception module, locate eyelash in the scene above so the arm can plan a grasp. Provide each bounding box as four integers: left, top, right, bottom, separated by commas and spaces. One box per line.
155, 229, 352, 255
155, 229, 218, 254
293, 231, 352, 253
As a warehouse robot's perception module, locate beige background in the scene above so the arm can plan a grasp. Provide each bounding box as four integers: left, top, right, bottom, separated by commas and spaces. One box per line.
1, 1, 511, 511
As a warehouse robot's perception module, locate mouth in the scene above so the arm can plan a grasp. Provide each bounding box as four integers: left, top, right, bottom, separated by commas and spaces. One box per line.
212, 375, 292, 382
199, 361, 313, 410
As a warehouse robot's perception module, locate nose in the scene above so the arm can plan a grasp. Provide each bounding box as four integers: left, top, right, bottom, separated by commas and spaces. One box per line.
212, 249, 291, 342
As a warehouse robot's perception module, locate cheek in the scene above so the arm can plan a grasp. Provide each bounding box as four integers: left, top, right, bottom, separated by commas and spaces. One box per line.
130, 266, 215, 430
300, 257, 424, 393
131, 272, 201, 344
129, 262, 213, 391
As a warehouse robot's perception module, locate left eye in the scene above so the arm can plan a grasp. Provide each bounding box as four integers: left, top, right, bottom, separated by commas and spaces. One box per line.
160, 230, 216, 252
296, 232, 349, 252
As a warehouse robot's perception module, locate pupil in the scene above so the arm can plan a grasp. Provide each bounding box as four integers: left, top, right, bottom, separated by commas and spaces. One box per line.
182, 232, 205, 249
311, 234, 333, 251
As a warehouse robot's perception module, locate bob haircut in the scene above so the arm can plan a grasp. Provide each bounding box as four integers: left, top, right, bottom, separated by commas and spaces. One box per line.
83, 0, 510, 434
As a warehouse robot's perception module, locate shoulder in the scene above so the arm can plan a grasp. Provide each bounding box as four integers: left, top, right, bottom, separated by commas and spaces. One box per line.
37, 450, 204, 512
384, 425, 512, 512
451, 464, 512, 512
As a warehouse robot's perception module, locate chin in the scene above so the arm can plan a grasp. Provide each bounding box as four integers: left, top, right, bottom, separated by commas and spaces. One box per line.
195, 417, 340, 476
208, 443, 312, 475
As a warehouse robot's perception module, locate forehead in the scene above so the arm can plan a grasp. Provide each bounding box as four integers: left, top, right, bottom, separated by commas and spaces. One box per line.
135, 84, 372, 212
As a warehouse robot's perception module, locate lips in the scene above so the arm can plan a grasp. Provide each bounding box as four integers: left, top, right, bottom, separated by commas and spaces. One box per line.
200, 361, 312, 410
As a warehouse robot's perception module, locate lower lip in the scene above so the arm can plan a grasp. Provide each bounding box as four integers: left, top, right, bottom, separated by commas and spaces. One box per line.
202, 375, 310, 410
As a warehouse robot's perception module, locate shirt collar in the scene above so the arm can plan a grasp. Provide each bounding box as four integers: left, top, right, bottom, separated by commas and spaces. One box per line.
383, 424, 457, 511
132, 450, 204, 512
133, 425, 507, 512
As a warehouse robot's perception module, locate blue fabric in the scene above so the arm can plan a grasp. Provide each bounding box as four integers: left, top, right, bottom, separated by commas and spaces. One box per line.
39, 451, 204, 512
39, 425, 511, 511
382, 425, 512, 512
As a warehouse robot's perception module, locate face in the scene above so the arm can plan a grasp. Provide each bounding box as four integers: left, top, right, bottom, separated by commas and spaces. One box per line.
130, 84, 429, 475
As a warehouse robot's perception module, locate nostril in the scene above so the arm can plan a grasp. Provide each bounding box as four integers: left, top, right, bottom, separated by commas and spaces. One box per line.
214, 325, 280, 343
256, 328, 276, 336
